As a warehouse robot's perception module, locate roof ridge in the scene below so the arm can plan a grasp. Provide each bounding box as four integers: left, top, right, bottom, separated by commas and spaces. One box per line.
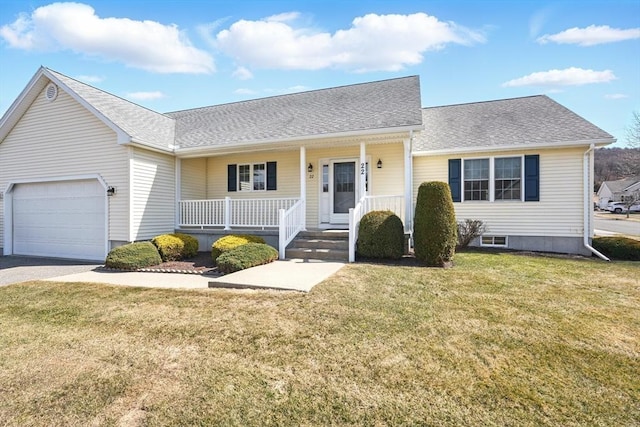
45, 67, 172, 120
423, 94, 547, 110
166, 75, 419, 115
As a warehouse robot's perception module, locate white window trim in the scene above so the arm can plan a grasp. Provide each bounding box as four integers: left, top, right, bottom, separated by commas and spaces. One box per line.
480, 235, 508, 247
238, 162, 266, 192
461, 155, 524, 202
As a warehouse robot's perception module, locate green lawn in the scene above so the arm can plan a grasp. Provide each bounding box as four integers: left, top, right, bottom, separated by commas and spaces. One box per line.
0, 252, 638, 426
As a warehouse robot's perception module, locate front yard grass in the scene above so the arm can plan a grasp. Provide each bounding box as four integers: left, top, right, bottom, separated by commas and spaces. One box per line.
0, 252, 638, 426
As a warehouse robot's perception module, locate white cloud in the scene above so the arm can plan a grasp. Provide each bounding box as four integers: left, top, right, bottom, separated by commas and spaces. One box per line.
126, 91, 165, 100
502, 67, 616, 87
604, 93, 628, 100
232, 66, 253, 80
234, 88, 257, 95
214, 12, 485, 72
0, 2, 214, 73
265, 12, 301, 23
537, 25, 640, 46
75, 74, 104, 83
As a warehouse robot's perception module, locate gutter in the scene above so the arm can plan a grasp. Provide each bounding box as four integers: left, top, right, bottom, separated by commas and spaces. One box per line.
584, 143, 610, 261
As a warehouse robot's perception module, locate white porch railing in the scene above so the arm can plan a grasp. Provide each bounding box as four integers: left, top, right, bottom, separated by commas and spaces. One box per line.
179, 197, 299, 229
278, 199, 306, 259
348, 195, 405, 262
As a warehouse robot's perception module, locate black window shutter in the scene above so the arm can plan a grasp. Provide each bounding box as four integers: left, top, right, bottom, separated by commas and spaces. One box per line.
266, 162, 277, 191
524, 155, 539, 201
448, 159, 462, 202
227, 164, 237, 192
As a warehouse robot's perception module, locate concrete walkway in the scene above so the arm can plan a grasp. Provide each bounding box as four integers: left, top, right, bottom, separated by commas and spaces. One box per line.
45, 259, 344, 292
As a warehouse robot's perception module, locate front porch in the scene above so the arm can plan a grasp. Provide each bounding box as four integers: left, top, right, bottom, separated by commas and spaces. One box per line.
177, 195, 406, 262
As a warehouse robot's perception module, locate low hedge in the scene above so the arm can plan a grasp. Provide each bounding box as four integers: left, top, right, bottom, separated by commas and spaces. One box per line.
216, 243, 278, 274
212, 234, 266, 263
105, 242, 162, 270
592, 236, 640, 261
356, 210, 404, 259
152, 233, 199, 261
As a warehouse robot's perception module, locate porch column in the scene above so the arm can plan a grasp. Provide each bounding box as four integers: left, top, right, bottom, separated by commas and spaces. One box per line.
359, 142, 366, 199
174, 157, 181, 229
300, 146, 307, 230
403, 136, 413, 234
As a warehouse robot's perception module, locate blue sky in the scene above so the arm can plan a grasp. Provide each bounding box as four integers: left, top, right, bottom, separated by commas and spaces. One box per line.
1, 0, 638, 147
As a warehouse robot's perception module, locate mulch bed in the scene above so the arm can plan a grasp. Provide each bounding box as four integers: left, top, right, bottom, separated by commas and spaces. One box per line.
141, 252, 218, 274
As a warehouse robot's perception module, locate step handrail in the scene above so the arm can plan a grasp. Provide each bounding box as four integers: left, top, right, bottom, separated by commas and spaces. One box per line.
278, 199, 305, 259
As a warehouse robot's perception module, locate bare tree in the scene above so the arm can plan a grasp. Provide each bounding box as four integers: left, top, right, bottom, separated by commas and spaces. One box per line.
627, 111, 640, 148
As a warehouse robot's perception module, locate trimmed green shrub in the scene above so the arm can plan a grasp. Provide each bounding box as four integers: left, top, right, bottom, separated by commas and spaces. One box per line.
105, 242, 162, 270
216, 243, 278, 274
413, 181, 457, 267
593, 236, 640, 261
152, 233, 199, 261
212, 234, 266, 263
152, 234, 184, 261
357, 210, 404, 259
173, 233, 199, 258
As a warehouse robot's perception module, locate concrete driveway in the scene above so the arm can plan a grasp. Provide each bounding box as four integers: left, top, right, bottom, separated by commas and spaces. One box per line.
0, 256, 101, 287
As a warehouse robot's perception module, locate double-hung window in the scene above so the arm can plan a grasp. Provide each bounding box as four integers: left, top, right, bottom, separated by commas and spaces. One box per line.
238, 163, 266, 192
494, 157, 521, 201
450, 155, 538, 203
464, 159, 489, 201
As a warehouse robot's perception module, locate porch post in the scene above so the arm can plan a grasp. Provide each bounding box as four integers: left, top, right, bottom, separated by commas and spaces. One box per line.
224, 196, 231, 230
300, 146, 307, 231
359, 141, 366, 199
175, 157, 181, 229
403, 136, 413, 234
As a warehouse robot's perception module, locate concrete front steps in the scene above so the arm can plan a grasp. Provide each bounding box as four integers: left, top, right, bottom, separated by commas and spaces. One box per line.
286, 230, 349, 262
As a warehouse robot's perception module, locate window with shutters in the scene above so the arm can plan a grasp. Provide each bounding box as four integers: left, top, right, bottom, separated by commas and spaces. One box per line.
229, 162, 276, 192
451, 155, 534, 202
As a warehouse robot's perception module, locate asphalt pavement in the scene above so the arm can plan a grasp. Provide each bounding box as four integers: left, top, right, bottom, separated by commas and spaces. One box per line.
0, 256, 101, 286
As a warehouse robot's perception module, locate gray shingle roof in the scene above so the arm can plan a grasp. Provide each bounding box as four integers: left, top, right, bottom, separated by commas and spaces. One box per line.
46, 68, 175, 150
167, 76, 422, 149
602, 177, 640, 193
413, 95, 614, 153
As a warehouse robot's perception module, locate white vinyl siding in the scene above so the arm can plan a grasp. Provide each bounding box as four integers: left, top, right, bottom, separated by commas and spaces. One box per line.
206, 151, 299, 199
306, 142, 405, 226
0, 83, 129, 246
413, 147, 586, 237
180, 158, 207, 200
131, 148, 175, 240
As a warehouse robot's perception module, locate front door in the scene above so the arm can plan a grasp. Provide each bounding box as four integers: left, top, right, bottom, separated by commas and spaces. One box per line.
330, 160, 357, 223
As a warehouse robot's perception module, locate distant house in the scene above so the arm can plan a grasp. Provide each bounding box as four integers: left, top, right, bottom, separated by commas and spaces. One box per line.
0, 67, 615, 261
596, 177, 640, 208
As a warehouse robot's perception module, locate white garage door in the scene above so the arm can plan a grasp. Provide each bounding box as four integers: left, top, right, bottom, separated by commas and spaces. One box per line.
12, 179, 106, 260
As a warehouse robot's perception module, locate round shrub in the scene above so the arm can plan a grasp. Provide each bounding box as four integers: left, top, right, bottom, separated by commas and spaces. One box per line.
216, 243, 278, 274
592, 236, 640, 261
105, 242, 162, 270
152, 233, 200, 261
413, 181, 457, 267
212, 234, 266, 263
152, 234, 184, 261
356, 210, 404, 259
173, 233, 199, 258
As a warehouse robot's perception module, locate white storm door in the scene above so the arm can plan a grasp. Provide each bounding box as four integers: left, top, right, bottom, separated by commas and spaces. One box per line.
329, 160, 357, 224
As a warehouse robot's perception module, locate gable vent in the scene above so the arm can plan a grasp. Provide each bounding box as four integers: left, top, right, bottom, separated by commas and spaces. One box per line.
45, 83, 58, 102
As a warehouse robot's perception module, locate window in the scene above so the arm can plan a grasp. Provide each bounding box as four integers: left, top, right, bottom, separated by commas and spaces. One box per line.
253, 163, 265, 191
322, 164, 329, 193
481, 236, 507, 247
464, 159, 489, 201
494, 157, 521, 200
454, 156, 525, 202
228, 162, 276, 192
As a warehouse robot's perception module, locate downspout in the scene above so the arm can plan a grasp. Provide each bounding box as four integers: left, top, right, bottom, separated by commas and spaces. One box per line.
584, 144, 609, 261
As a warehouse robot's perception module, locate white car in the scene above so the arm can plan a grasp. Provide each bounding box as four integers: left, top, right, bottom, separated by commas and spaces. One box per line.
606, 201, 640, 214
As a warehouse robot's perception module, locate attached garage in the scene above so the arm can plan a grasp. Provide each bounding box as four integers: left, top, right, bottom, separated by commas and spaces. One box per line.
7, 178, 107, 261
